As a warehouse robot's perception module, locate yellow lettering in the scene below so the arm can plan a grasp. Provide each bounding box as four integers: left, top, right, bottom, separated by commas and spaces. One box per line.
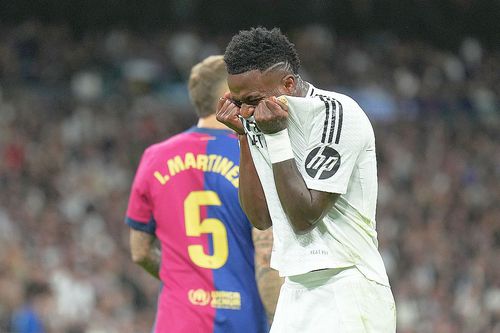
184, 153, 196, 169
208, 155, 220, 171
154, 171, 169, 185
225, 166, 239, 183
196, 154, 208, 171
168, 156, 185, 176
214, 158, 233, 176
209, 291, 241, 310
163, 153, 238, 188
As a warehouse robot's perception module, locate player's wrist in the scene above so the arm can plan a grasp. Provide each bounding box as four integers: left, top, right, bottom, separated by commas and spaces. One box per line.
264, 129, 294, 163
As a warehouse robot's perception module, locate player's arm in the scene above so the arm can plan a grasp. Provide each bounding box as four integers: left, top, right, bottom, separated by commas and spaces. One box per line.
126, 148, 161, 279
216, 94, 272, 230
252, 228, 283, 323
130, 229, 161, 279
238, 134, 273, 230
255, 98, 339, 233
272, 162, 338, 233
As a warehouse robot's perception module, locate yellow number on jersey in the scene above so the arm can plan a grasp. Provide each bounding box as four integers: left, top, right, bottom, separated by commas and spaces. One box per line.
184, 191, 228, 269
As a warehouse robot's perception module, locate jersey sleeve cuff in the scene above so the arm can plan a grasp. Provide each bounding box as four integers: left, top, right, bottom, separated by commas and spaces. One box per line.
125, 216, 156, 235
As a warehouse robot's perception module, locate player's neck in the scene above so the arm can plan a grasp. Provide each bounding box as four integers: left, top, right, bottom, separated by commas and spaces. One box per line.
295, 76, 309, 97
197, 115, 229, 130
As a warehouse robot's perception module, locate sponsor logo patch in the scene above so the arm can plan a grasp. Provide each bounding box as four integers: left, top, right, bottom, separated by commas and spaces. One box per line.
188, 289, 241, 310
305, 146, 341, 179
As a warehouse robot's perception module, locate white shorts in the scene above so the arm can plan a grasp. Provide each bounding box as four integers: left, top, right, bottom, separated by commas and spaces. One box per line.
270, 267, 396, 333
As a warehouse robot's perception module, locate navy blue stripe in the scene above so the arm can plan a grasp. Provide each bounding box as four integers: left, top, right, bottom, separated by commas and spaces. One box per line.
335, 101, 343, 144
309, 88, 315, 96
125, 216, 156, 234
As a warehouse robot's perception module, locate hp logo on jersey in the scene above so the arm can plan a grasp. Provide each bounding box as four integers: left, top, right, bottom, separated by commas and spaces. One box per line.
305, 146, 340, 179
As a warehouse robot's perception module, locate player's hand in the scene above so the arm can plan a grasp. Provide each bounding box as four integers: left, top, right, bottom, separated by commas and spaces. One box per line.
254, 96, 289, 134
239, 104, 255, 119
216, 92, 245, 135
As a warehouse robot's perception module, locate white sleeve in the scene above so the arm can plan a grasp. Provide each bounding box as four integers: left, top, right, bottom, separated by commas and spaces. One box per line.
301, 96, 366, 194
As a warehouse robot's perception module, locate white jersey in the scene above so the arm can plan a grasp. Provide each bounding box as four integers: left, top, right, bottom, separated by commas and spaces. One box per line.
241, 84, 390, 286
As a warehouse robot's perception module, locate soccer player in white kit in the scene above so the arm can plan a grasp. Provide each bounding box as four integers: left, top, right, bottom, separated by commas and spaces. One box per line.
217, 27, 396, 332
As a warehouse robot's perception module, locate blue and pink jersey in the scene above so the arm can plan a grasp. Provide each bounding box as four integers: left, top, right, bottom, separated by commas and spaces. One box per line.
125, 127, 268, 333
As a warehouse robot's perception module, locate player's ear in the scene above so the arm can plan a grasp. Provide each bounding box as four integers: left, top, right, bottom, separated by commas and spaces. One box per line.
282, 74, 296, 95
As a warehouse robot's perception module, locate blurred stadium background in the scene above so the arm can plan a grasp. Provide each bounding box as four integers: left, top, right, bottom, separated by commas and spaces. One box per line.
0, 1, 499, 332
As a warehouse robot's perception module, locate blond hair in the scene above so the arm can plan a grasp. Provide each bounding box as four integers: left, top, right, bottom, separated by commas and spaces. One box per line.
188, 55, 227, 118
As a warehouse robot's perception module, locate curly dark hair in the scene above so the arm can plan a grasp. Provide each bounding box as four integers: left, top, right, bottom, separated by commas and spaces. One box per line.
224, 27, 300, 75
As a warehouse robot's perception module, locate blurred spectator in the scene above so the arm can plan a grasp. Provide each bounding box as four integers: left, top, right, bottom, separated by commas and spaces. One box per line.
0, 21, 498, 332
11, 281, 52, 333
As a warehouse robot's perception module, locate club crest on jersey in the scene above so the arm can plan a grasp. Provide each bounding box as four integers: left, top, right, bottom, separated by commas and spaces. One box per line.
305, 146, 341, 179
188, 289, 211, 306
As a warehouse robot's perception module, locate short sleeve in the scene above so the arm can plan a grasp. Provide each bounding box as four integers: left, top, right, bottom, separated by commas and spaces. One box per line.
125, 149, 156, 234
301, 95, 365, 194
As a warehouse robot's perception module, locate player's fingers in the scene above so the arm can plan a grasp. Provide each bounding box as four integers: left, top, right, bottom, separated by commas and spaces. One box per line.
216, 99, 228, 118
264, 98, 288, 117
216, 96, 227, 113
225, 102, 243, 123
254, 102, 275, 125
253, 102, 267, 120
216, 101, 245, 134
240, 104, 255, 118
227, 101, 241, 117
222, 99, 236, 113
216, 100, 235, 122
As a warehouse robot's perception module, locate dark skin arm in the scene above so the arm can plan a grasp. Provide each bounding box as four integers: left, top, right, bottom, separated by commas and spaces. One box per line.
238, 134, 273, 229
273, 159, 338, 233
130, 229, 161, 279
255, 98, 339, 233
216, 94, 272, 230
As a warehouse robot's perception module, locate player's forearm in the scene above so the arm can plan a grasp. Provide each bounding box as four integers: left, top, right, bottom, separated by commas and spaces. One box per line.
262, 128, 325, 232
272, 160, 332, 233
257, 267, 282, 323
252, 228, 282, 323
134, 247, 161, 280
238, 135, 273, 230
130, 230, 161, 280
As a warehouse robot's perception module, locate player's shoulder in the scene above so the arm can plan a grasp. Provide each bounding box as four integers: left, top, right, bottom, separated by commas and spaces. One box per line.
139, 131, 193, 167
309, 88, 371, 132
142, 128, 237, 162
144, 132, 186, 153
309, 87, 361, 111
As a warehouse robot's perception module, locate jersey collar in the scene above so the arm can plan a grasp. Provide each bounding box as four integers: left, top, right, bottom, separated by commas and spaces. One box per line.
187, 126, 235, 136
305, 82, 316, 97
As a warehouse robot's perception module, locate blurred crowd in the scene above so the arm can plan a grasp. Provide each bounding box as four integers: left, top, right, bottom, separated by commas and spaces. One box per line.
0, 22, 499, 333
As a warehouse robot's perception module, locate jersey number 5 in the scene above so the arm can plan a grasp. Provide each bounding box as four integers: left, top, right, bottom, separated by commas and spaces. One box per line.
184, 191, 228, 269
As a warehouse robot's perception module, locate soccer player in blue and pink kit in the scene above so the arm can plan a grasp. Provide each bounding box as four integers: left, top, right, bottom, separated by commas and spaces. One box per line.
125, 55, 268, 332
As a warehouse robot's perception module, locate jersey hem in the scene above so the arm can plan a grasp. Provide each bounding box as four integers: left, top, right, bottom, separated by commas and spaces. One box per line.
304, 179, 347, 195
272, 260, 390, 287
272, 260, 354, 278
